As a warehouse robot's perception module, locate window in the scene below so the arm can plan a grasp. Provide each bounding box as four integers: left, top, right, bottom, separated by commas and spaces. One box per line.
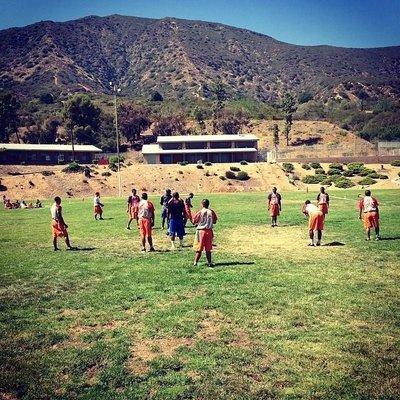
161, 143, 182, 150
45, 155, 51, 161
58, 154, 65, 162
235, 141, 256, 148
210, 141, 231, 149
186, 141, 207, 149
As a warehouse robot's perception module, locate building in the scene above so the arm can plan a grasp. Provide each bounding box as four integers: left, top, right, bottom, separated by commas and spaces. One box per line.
0, 143, 102, 165
142, 134, 259, 164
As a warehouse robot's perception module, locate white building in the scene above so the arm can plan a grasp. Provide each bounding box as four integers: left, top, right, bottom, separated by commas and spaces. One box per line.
142, 134, 259, 164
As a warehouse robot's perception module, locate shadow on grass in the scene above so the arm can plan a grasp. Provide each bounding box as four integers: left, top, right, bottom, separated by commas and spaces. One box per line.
323, 242, 345, 246
379, 237, 400, 241
98, 217, 114, 220
68, 247, 96, 251
211, 261, 255, 268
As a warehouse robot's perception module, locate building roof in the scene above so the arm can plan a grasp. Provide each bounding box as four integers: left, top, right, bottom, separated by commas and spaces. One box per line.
142, 144, 257, 155
0, 143, 102, 152
157, 134, 259, 143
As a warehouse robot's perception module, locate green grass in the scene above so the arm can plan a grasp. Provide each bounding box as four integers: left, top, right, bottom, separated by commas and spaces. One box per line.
0, 190, 399, 399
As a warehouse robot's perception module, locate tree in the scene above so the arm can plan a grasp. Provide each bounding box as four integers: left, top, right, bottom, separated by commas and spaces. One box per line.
212, 110, 249, 135
298, 91, 313, 104
118, 104, 151, 144
150, 91, 163, 102
212, 81, 228, 115
39, 92, 54, 105
281, 93, 297, 146
192, 106, 208, 130
39, 116, 61, 143
97, 113, 117, 152
0, 93, 20, 143
272, 123, 280, 148
153, 115, 187, 137
62, 94, 101, 152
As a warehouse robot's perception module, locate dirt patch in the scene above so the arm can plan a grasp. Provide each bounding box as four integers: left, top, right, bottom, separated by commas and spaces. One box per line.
128, 309, 254, 375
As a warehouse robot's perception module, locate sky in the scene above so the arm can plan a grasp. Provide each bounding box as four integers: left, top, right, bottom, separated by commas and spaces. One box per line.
0, 0, 399, 48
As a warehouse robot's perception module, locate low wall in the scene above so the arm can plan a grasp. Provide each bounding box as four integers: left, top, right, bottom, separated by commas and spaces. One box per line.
276, 155, 400, 164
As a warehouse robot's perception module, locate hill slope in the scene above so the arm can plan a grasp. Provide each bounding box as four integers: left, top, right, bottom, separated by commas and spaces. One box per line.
0, 15, 399, 101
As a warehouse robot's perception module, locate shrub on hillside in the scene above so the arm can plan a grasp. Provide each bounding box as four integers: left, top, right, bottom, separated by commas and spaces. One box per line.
301, 163, 311, 170
236, 171, 250, 181
358, 168, 375, 177
62, 161, 82, 173
178, 161, 188, 166
230, 166, 240, 172
282, 162, 295, 172
240, 160, 248, 165
101, 171, 112, 177
335, 177, 355, 188
329, 174, 343, 184
347, 162, 364, 173
109, 155, 125, 164
225, 171, 236, 179
219, 175, 227, 180
310, 162, 322, 169
390, 160, 400, 167
320, 177, 333, 186
327, 168, 342, 176
41, 170, 55, 176
358, 177, 377, 185
343, 170, 354, 177
302, 174, 325, 184
315, 168, 325, 175
204, 162, 212, 166
197, 164, 204, 169
377, 174, 389, 179
328, 163, 343, 171
368, 172, 380, 179
109, 163, 118, 172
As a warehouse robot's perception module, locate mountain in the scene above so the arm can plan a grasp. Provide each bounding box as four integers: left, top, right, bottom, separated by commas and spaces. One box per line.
0, 14, 399, 102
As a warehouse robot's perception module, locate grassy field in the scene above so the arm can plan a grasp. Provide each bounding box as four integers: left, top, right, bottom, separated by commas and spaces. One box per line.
0, 189, 399, 400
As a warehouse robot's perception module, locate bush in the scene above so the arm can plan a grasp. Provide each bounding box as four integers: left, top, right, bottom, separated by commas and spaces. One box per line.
368, 172, 380, 179
335, 177, 355, 188
109, 163, 118, 172
178, 161, 188, 166
109, 155, 125, 164
62, 161, 82, 173
310, 162, 322, 169
41, 170, 55, 176
197, 164, 204, 169
302, 174, 325, 184
282, 162, 294, 172
320, 177, 333, 186
377, 174, 389, 179
358, 168, 375, 177
236, 171, 250, 181
204, 162, 212, 166
230, 166, 240, 172
347, 162, 364, 173
219, 175, 227, 180
301, 163, 311, 170
240, 160, 248, 165
225, 170, 236, 179
315, 168, 325, 175
343, 170, 354, 177
327, 168, 342, 176
390, 160, 400, 166
329, 163, 343, 171
358, 177, 377, 185
101, 171, 112, 177
329, 174, 343, 183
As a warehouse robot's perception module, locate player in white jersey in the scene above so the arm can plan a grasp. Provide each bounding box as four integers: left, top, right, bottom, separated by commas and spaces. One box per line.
93, 192, 104, 220
358, 190, 380, 240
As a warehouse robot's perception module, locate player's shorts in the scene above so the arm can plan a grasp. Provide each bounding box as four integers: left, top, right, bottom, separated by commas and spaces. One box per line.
130, 206, 138, 219
318, 203, 329, 215
269, 203, 280, 217
51, 220, 68, 238
139, 218, 152, 237
169, 218, 184, 238
161, 207, 168, 219
193, 229, 213, 252
94, 205, 102, 215
308, 211, 324, 231
363, 211, 379, 229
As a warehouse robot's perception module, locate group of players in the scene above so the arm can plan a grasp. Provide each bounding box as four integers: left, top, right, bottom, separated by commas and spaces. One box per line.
50, 186, 381, 263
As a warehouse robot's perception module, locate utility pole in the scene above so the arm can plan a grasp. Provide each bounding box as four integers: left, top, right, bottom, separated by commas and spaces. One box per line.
110, 82, 122, 197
